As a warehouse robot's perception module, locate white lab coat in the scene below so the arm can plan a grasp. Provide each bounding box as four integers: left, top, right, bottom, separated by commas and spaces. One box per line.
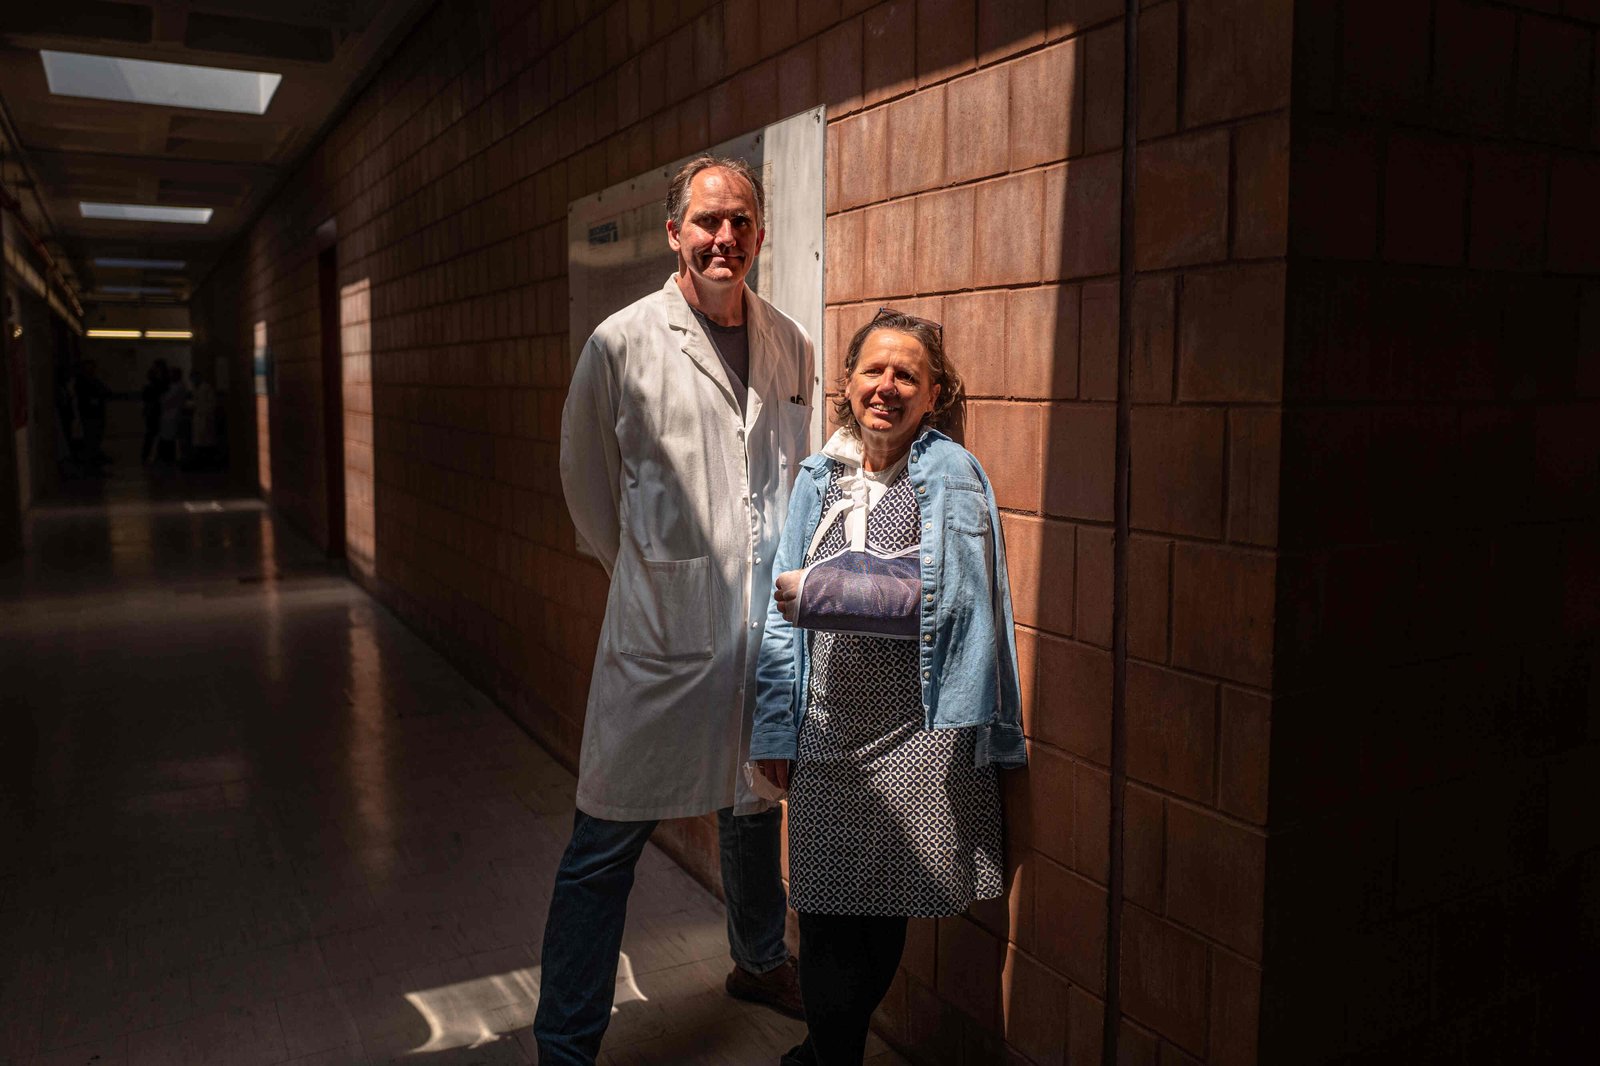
560, 276, 815, 821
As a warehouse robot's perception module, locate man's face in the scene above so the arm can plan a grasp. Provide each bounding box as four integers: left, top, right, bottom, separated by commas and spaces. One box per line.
666, 168, 764, 291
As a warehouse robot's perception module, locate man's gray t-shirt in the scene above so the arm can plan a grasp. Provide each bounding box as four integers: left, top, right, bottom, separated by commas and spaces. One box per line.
694, 309, 750, 413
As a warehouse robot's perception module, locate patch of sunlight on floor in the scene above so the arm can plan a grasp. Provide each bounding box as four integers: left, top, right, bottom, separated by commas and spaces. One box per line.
401, 952, 647, 1054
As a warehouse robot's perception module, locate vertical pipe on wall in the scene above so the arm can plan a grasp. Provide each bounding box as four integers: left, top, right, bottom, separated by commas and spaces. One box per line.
1102, 0, 1140, 1061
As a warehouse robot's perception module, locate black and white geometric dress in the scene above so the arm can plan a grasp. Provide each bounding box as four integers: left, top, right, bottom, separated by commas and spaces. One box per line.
786, 464, 1004, 917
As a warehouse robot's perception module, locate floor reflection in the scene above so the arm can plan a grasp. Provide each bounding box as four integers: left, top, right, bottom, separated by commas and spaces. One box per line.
0, 471, 907, 1064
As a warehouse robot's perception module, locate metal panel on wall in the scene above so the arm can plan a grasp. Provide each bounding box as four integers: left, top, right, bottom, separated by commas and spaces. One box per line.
566, 106, 827, 448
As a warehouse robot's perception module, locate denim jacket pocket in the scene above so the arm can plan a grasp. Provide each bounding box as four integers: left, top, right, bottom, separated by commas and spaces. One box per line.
942, 480, 990, 536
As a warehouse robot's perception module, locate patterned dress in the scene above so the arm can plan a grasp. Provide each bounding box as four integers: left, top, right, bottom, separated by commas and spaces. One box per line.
786, 464, 1004, 917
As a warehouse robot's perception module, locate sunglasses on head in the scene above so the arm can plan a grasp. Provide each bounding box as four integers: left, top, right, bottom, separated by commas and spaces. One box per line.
871, 306, 944, 343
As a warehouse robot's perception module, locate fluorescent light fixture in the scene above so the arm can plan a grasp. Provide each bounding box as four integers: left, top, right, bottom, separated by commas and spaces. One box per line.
98, 285, 176, 296
81, 202, 213, 224
144, 330, 193, 340
94, 257, 187, 270
41, 50, 282, 115
86, 329, 142, 339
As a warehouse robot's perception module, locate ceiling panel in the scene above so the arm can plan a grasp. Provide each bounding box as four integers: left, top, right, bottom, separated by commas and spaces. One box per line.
6, 4, 154, 45
0, 0, 439, 314
183, 13, 336, 64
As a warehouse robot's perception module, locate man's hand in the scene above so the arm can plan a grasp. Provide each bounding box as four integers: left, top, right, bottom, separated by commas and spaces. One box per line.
756, 759, 792, 790
774, 569, 803, 624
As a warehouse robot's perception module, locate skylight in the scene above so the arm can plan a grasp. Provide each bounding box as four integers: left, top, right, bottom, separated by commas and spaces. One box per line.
41, 50, 282, 116
94, 257, 187, 270
98, 285, 176, 296
81, 202, 213, 224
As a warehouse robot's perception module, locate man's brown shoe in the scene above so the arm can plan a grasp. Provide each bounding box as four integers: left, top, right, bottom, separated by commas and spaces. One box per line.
726, 954, 805, 1019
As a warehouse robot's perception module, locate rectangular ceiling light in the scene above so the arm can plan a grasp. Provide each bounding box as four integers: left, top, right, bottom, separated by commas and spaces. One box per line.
94, 257, 187, 270
81, 202, 213, 224
98, 285, 176, 296
41, 50, 282, 115
86, 329, 143, 339
145, 330, 193, 340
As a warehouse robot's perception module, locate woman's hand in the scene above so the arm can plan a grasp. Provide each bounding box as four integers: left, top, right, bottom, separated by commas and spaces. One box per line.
773, 569, 803, 624
755, 759, 792, 790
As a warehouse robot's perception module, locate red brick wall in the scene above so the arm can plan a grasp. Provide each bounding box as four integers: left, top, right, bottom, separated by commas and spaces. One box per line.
1107, 2, 1288, 1062
191, 0, 1289, 1061
1266, 1, 1600, 1061
194, 0, 1599, 1062
825, 2, 1140, 1060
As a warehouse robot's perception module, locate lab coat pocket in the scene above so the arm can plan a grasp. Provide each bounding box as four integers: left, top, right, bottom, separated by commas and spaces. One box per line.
618, 555, 715, 661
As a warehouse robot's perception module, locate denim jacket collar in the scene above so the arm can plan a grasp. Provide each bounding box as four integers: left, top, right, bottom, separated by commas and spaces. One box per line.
799, 426, 951, 480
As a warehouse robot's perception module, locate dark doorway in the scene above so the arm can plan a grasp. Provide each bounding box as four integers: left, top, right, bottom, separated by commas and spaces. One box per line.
317, 242, 345, 559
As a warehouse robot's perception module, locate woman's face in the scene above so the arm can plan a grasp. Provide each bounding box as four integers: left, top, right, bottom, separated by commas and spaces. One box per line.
847, 329, 941, 457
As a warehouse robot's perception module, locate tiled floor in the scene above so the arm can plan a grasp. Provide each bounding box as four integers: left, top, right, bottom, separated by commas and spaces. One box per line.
0, 459, 907, 1065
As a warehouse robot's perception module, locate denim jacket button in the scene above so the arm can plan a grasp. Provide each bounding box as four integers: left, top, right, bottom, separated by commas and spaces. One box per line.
923, 554, 932, 564
922, 634, 932, 644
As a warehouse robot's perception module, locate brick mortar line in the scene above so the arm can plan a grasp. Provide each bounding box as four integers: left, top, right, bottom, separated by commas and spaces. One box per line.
1118, 898, 1265, 967
329, 84, 1286, 254
325, 50, 1270, 276
1009, 728, 1275, 831
825, 147, 1129, 216
1121, 779, 1272, 838
1131, 105, 1291, 145
1291, 257, 1600, 280
992, 507, 1282, 556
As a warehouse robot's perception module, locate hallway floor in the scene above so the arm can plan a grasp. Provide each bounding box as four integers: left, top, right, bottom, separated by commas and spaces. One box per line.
0, 463, 905, 1065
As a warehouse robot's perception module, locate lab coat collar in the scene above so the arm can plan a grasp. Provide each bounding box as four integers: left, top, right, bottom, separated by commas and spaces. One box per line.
662, 275, 770, 426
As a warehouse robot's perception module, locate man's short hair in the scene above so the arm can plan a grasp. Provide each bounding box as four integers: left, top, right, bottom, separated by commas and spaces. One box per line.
665, 155, 766, 229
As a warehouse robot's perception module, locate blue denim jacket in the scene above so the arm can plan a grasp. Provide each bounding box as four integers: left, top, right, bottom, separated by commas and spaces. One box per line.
751, 429, 1027, 768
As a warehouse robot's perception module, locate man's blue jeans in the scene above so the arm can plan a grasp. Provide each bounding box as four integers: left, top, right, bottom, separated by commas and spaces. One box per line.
533, 805, 788, 1065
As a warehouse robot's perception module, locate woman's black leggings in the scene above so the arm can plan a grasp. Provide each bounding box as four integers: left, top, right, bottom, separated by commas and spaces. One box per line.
796, 911, 909, 1065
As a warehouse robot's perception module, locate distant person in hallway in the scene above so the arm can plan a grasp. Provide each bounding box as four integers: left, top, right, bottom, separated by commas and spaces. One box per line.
71, 360, 111, 474
185, 368, 217, 469
538, 154, 815, 1066
752, 310, 1026, 1066
140, 359, 169, 464
156, 365, 186, 463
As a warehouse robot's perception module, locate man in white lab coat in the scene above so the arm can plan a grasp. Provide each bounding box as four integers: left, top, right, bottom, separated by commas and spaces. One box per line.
535, 155, 815, 1066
